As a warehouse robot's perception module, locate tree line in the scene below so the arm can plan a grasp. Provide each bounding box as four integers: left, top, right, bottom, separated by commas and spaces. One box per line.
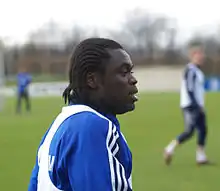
2, 9, 220, 76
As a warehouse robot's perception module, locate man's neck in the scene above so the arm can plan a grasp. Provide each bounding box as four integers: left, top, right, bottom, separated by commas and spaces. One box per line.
189, 62, 200, 68
87, 102, 115, 117
70, 98, 115, 117
87, 102, 119, 126
69, 100, 118, 125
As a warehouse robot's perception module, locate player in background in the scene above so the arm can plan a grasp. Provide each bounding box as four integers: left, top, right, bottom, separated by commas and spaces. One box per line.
164, 41, 209, 165
28, 38, 138, 191
16, 66, 32, 114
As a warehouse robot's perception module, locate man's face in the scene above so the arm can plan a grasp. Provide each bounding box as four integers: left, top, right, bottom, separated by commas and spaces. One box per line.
192, 48, 205, 66
100, 49, 138, 115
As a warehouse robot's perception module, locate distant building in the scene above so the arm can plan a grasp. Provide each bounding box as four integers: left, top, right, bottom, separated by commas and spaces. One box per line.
16, 46, 69, 75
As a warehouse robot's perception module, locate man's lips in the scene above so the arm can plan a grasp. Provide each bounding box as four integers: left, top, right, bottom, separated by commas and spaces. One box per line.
129, 89, 138, 102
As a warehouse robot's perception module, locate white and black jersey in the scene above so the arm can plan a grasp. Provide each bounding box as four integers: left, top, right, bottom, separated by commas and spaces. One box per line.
180, 63, 205, 109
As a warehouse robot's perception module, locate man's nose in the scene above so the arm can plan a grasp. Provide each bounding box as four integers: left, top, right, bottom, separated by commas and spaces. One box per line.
130, 74, 137, 85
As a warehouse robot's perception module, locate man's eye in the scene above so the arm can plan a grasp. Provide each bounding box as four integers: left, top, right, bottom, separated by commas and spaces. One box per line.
121, 70, 128, 75
121, 70, 133, 76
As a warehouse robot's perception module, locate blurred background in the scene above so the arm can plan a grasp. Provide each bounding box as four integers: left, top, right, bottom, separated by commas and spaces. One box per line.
1, 1, 220, 190
1, 0, 220, 95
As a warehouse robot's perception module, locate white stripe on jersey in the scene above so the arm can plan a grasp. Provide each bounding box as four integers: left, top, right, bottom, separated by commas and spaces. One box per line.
106, 122, 130, 191
112, 144, 119, 157
116, 160, 122, 191
109, 127, 119, 151
106, 122, 116, 191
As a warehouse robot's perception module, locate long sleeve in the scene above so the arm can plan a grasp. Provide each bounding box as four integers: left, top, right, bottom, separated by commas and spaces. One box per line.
185, 69, 199, 109
28, 159, 39, 191
65, 115, 132, 191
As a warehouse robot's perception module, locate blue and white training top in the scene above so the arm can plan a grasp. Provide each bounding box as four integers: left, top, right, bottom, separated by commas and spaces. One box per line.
180, 63, 205, 109
17, 72, 32, 94
28, 104, 132, 191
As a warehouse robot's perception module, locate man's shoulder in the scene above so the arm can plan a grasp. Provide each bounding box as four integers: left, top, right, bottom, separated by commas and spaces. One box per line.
184, 63, 194, 71
63, 108, 111, 135
47, 109, 111, 150
69, 110, 110, 124
183, 64, 197, 76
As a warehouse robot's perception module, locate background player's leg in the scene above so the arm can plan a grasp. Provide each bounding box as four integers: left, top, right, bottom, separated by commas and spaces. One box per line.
196, 111, 208, 164
164, 109, 196, 164
16, 93, 22, 114
24, 90, 31, 113
176, 109, 195, 143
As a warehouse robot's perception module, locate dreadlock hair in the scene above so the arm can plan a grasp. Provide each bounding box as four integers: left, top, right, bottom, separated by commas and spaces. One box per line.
63, 38, 123, 104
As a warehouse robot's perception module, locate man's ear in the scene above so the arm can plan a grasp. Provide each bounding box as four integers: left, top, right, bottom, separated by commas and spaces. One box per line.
86, 72, 100, 89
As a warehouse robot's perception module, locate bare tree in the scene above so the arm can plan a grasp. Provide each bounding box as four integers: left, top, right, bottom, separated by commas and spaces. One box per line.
64, 25, 88, 53
121, 9, 169, 63
28, 20, 67, 48
164, 27, 180, 65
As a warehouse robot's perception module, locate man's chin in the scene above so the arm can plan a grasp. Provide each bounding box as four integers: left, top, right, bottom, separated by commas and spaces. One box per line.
116, 103, 136, 115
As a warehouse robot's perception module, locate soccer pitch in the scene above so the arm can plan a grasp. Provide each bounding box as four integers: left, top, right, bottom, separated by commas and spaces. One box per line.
0, 93, 219, 191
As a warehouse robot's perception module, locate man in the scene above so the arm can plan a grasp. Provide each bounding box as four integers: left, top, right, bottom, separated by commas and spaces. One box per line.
28, 38, 138, 191
16, 67, 32, 114
164, 41, 208, 165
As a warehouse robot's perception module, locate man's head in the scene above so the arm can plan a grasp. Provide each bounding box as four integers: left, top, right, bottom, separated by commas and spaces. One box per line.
188, 41, 205, 66
63, 38, 138, 115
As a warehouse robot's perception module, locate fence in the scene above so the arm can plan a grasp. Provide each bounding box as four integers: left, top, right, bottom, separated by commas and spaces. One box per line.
3, 67, 220, 97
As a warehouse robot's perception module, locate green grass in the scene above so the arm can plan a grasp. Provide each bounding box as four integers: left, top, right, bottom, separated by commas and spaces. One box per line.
0, 93, 220, 190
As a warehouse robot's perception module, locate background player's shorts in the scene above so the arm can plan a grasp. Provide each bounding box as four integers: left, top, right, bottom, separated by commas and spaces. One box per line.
182, 108, 207, 131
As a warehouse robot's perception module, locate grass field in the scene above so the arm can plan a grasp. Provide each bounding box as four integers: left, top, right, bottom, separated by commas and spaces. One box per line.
0, 93, 220, 191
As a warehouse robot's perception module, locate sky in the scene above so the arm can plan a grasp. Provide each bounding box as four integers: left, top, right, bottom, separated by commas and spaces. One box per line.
0, 0, 220, 45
